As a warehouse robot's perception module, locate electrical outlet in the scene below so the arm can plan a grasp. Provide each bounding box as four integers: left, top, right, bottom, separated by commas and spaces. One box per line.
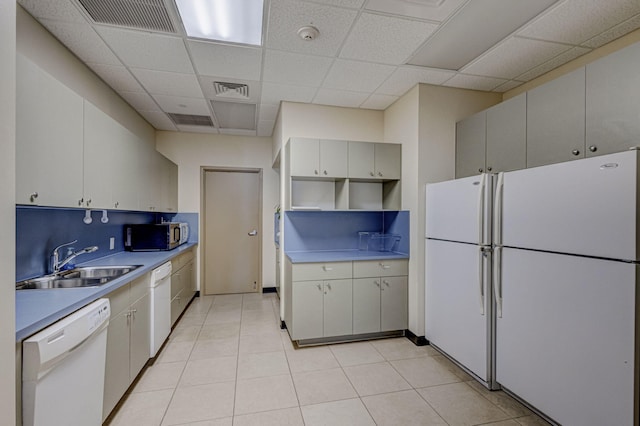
109, 237, 115, 250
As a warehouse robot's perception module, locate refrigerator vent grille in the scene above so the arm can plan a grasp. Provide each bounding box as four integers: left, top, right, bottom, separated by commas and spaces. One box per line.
168, 113, 214, 127
76, 0, 176, 33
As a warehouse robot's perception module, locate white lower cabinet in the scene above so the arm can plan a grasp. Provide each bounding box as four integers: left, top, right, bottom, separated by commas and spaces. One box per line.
102, 274, 151, 421
170, 250, 196, 326
287, 258, 407, 342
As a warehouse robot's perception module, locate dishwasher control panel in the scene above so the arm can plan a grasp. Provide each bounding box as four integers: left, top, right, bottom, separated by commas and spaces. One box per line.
88, 302, 110, 333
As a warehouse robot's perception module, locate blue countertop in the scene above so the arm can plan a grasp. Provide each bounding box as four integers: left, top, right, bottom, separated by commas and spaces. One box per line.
286, 250, 409, 263
15, 243, 197, 342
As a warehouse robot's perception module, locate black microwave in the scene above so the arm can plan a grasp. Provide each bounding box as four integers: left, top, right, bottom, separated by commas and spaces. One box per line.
124, 223, 182, 251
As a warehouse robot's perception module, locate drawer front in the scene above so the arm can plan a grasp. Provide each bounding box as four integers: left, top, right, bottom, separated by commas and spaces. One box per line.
353, 259, 408, 278
292, 261, 352, 281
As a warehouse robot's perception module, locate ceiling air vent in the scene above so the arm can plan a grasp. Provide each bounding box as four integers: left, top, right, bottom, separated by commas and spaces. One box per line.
213, 82, 250, 100
168, 113, 214, 127
77, 0, 176, 33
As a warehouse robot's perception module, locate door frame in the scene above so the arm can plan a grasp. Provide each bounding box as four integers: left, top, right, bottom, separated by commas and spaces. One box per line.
200, 166, 263, 295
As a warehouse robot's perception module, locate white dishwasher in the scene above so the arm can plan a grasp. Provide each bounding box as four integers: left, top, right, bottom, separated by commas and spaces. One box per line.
22, 298, 110, 426
150, 261, 172, 357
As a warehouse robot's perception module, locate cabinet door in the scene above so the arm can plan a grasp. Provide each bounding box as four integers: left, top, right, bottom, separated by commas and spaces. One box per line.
171, 289, 184, 326
456, 111, 486, 178
319, 139, 348, 177
323, 279, 352, 337
16, 55, 84, 207
112, 128, 142, 210
586, 42, 640, 157
102, 311, 130, 421
353, 278, 381, 334
158, 154, 178, 212
375, 144, 401, 179
186, 260, 196, 294
348, 141, 375, 179
129, 291, 151, 380
527, 68, 586, 167
380, 276, 408, 331
291, 281, 324, 340
83, 101, 114, 209
290, 138, 320, 177
486, 93, 526, 173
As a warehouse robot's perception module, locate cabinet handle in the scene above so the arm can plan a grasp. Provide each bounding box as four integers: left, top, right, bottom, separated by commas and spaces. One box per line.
377, 172, 383, 177
374, 280, 380, 287
478, 168, 483, 173
322, 266, 333, 271
30, 192, 38, 202
323, 170, 328, 175
78, 198, 83, 206
314, 170, 318, 175
379, 262, 391, 269
572, 149, 580, 156
487, 167, 492, 172
589, 145, 598, 153
383, 280, 390, 286
369, 171, 375, 176
326, 283, 332, 290
86, 199, 92, 206
317, 284, 322, 291
114, 201, 119, 208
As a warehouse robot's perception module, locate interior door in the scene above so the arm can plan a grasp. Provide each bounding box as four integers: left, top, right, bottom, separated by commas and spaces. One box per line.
204, 170, 261, 295
425, 239, 490, 382
496, 248, 636, 426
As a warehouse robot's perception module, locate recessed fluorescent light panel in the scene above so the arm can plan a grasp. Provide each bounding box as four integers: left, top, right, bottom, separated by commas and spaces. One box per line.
175, 0, 264, 45
408, 0, 558, 70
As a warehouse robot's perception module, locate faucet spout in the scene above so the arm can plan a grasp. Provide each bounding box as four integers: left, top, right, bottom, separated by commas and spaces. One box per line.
51, 241, 98, 273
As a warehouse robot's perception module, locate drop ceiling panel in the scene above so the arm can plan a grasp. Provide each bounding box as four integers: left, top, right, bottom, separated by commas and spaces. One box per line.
263, 50, 334, 86
583, 13, 640, 48
463, 37, 571, 79
258, 104, 280, 122
96, 27, 194, 73
339, 13, 438, 65
365, 0, 468, 22
517, 0, 640, 45
313, 88, 370, 108
322, 59, 396, 92
306, 0, 366, 8
360, 94, 399, 110
137, 110, 176, 131
376, 66, 455, 95
211, 101, 257, 130
86, 63, 145, 92
442, 74, 507, 91
516, 46, 591, 81
188, 41, 263, 81
257, 120, 276, 137
198, 76, 261, 103
261, 82, 317, 105
39, 20, 121, 65
19, 0, 86, 22
130, 68, 202, 97
119, 91, 161, 111
152, 95, 209, 115
266, 0, 358, 56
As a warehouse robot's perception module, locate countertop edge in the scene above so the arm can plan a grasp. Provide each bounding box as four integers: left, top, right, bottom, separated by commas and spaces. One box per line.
16, 242, 198, 342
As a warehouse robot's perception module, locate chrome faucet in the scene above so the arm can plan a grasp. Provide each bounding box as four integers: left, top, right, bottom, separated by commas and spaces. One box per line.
50, 240, 99, 273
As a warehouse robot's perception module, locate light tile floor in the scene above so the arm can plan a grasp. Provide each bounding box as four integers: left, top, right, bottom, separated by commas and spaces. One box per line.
106, 293, 550, 426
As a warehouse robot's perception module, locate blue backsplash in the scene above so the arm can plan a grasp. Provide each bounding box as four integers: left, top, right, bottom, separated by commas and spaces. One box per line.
284, 210, 409, 254
16, 206, 198, 281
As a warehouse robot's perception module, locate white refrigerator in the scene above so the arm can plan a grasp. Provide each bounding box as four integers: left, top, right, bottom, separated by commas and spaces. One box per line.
425, 173, 497, 389
494, 150, 638, 426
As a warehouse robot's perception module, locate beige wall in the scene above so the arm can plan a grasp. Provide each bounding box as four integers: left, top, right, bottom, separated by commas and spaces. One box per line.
384, 84, 501, 335
504, 28, 640, 99
156, 132, 279, 289
0, 0, 16, 423
16, 6, 154, 144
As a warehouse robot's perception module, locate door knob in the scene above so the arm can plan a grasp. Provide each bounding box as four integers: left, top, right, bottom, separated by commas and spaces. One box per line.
248, 230, 258, 236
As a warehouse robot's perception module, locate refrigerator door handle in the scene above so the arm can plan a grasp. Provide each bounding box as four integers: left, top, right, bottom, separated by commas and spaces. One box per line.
494, 172, 504, 246
477, 173, 486, 245
493, 246, 503, 318
478, 246, 485, 315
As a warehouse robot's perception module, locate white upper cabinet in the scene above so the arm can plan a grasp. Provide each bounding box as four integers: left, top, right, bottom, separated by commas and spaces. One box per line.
455, 111, 486, 178
485, 93, 526, 174
83, 101, 114, 209
16, 55, 84, 207
527, 68, 586, 168
289, 138, 348, 178
349, 142, 401, 180
586, 42, 640, 157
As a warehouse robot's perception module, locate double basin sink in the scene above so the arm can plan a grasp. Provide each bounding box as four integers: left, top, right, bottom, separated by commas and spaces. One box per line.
16, 265, 141, 290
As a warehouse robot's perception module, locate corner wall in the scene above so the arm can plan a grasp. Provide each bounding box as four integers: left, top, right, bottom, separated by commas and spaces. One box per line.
0, 0, 16, 423
155, 131, 279, 289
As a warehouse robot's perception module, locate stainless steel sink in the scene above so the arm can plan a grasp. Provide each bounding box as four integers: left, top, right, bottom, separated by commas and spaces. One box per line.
16, 265, 141, 290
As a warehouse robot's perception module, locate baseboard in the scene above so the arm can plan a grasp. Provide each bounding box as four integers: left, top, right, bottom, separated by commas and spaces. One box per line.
280, 320, 287, 330
405, 329, 429, 346
262, 287, 277, 293
195, 291, 200, 297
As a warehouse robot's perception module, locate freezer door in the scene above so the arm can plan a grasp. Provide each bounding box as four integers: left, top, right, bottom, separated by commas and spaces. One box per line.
426, 174, 492, 245
496, 248, 636, 426
425, 239, 492, 384
498, 150, 639, 260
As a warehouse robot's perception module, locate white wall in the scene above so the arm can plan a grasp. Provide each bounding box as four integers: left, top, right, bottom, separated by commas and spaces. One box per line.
0, 1, 16, 423
156, 131, 279, 289
385, 84, 501, 335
